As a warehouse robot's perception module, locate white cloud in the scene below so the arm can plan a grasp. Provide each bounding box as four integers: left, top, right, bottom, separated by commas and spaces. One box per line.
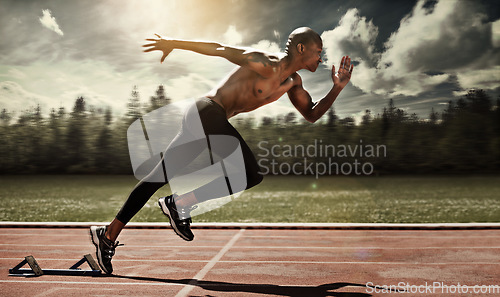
379, 0, 489, 74
0, 81, 57, 113
320, 8, 381, 94
320, 8, 378, 65
223, 25, 243, 45
250, 40, 281, 53
60, 86, 115, 111
163, 72, 216, 101
273, 30, 280, 41
320, 0, 497, 97
456, 66, 500, 90
222, 25, 280, 53
39, 9, 64, 36
0, 68, 27, 80
493, 19, 500, 48
0, 60, 159, 117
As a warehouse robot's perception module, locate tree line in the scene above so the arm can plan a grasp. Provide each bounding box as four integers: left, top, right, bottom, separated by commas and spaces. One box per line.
0, 86, 498, 175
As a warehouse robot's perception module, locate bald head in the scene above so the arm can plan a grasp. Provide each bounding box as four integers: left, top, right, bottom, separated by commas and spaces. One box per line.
285, 27, 322, 56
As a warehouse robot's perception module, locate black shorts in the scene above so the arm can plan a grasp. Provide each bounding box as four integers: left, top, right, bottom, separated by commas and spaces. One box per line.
160, 97, 262, 188
195, 97, 263, 188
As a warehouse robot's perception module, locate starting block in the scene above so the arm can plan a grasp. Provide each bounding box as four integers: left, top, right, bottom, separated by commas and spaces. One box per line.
9, 254, 102, 277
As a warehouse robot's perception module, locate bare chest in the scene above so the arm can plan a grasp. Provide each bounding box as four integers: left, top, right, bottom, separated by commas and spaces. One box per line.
253, 74, 294, 101
225, 76, 292, 117
213, 68, 296, 118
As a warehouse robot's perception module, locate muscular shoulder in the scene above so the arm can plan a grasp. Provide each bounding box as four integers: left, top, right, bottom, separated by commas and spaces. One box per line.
242, 50, 280, 78
286, 72, 306, 97
290, 72, 303, 87
243, 51, 279, 66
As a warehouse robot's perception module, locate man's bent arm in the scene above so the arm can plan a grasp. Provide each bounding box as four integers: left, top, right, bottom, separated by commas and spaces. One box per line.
288, 73, 343, 123
289, 56, 353, 123
144, 37, 279, 78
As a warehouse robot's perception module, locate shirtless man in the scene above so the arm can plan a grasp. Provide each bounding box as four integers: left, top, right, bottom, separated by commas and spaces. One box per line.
90, 27, 353, 274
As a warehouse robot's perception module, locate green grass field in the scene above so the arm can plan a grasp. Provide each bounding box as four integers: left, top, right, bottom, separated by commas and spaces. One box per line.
1, 175, 499, 223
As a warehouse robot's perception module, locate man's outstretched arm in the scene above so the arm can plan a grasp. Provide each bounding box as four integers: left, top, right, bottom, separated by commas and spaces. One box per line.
143, 34, 279, 78
288, 56, 353, 123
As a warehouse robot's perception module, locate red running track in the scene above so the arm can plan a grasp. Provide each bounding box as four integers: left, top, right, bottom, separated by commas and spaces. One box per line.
1, 226, 499, 296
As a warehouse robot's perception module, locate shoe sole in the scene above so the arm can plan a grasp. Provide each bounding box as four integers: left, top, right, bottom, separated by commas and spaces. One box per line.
158, 197, 193, 241
89, 226, 112, 274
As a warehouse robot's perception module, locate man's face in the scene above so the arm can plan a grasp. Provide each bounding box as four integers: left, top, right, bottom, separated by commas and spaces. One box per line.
302, 41, 323, 72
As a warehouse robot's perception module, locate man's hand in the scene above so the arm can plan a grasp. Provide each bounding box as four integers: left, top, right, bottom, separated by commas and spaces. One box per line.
143, 34, 174, 63
332, 56, 354, 89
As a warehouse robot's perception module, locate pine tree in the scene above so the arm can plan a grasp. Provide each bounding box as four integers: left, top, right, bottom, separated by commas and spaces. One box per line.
441, 100, 454, 123
326, 106, 337, 128
29, 104, 44, 171
146, 85, 171, 113
0, 108, 12, 126
388, 99, 396, 119
382, 107, 390, 137
58, 106, 67, 119
66, 96, 88, 171
361, 109, 372, 126
465, 89, 492, 114
0, 109, 13, 172
284, 112, 297, 125
46, 108, 65, 172
429, 108, 439, 124
125, 85, 142, 124
261, 116, 273, 126
95, 107, 114, 172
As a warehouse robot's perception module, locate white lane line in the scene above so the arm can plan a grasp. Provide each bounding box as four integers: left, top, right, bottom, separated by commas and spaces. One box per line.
174, 229, 245, 297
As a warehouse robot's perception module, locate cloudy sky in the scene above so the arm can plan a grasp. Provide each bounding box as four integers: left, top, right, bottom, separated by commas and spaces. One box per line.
1, 0, 499, 123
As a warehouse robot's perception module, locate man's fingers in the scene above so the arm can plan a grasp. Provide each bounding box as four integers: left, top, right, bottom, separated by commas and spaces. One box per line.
341, 56, 350, 70
161, 54, 167, 63
155, 33, 161, 38
143, 48, 156, 53
349, 64, 354, 73
340, 56, 346, 69
142, 43, 156, 47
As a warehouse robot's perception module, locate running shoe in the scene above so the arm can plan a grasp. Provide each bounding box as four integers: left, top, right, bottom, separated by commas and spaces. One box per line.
90, 226, 121, 274
158, 195, 196, 241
